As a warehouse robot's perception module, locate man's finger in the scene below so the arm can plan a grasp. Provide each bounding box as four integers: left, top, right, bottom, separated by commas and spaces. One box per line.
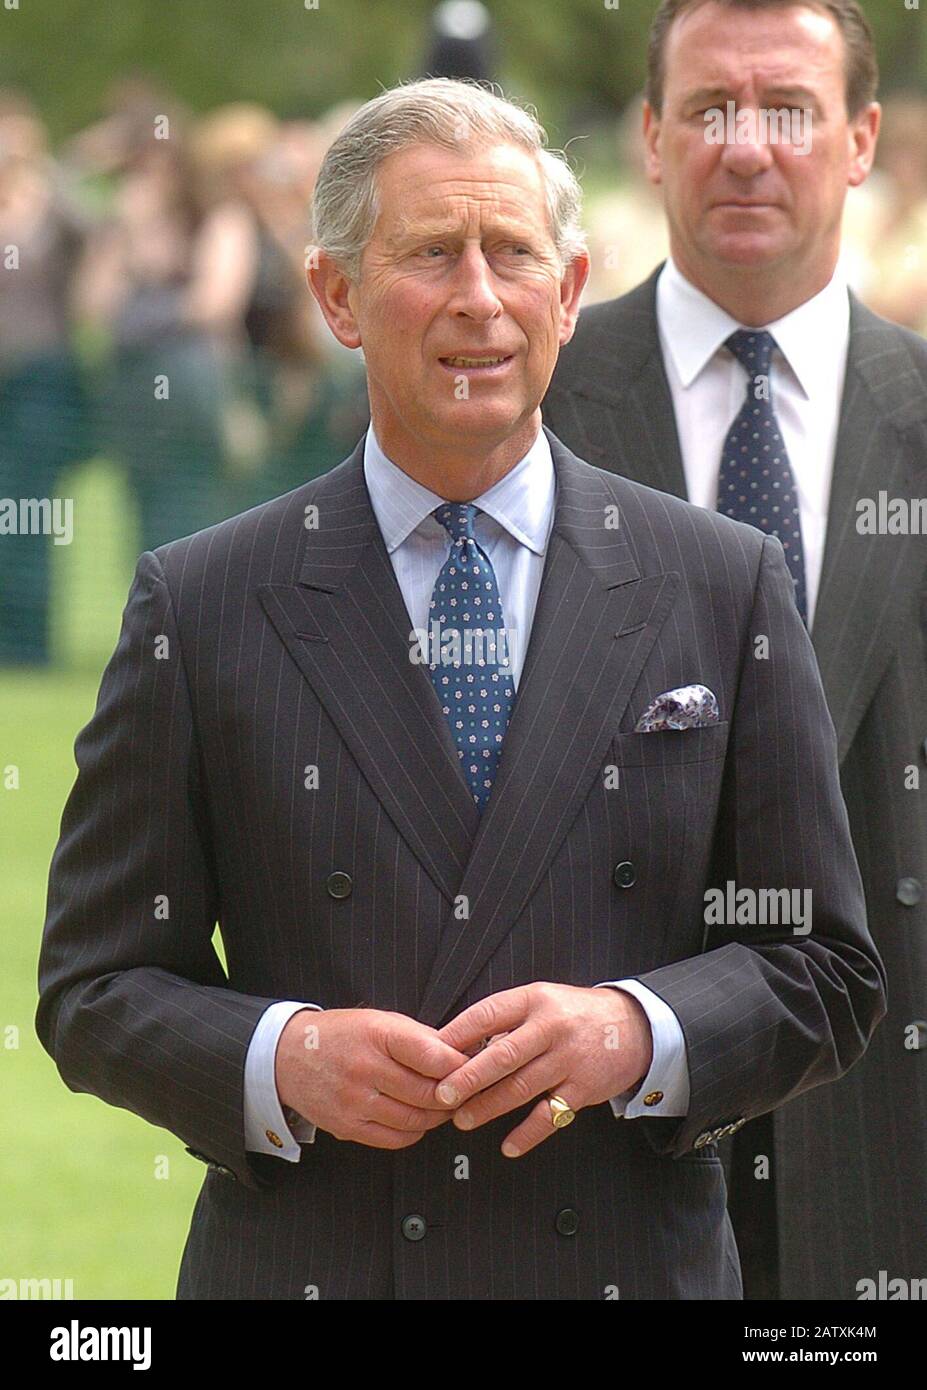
368, 1093, 455, 1132
386, 1020, 470, 1078
375, 1059, 467, 1111
434, 1021, 547, 1106
435, 986, 532, 1055
451, 1052, 561, 1130
356, 1120, 429, 1151
500, 1086, 581, 1159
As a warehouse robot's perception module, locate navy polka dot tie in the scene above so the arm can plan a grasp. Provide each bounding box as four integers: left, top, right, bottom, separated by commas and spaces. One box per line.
717, 329, 808, 625
426, 502, 516, 812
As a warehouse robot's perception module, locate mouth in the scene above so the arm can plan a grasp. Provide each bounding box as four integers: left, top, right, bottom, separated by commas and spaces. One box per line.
438, 354, 515, 375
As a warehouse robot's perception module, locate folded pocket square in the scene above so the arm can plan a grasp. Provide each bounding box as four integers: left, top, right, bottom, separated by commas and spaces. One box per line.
634, 684, 720, 732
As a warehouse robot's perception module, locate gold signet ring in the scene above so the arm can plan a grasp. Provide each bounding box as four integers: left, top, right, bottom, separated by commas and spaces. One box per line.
548, 1094, 576, 1129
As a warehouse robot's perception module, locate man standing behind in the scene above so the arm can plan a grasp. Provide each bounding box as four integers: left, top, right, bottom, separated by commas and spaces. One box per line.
545, 0, 927, 1299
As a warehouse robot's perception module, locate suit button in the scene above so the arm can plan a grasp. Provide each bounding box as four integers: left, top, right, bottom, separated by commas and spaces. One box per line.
401, 1215, 426, 1241
897, 877, 922, 907
555, 1208, 579, 1236
326, 871, 353, 900
643, 1091, 664, 1107
613, 861, 636, 889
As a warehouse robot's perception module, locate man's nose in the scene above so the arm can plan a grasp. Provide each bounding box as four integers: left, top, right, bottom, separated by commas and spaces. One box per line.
718, 113, 776, 179
446, 244, 504, 319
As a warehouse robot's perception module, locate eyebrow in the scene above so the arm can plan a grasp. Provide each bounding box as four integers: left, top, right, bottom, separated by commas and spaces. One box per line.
681, 85, 819, 108
759, 86, 819, 106
682, 88, 733, 108
385, 220, 540, 247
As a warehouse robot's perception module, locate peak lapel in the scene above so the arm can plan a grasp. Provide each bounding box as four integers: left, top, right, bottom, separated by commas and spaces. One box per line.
417, 430, 680, 1027
811, 298, 927, 763
257, 440, 479, 903
548, 265, 687, 499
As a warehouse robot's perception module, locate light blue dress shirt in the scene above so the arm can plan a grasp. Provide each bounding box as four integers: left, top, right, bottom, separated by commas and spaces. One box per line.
243, 423, 690, 1159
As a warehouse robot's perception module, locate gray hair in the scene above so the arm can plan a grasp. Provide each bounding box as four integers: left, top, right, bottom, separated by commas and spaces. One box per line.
310, 77, 587, 282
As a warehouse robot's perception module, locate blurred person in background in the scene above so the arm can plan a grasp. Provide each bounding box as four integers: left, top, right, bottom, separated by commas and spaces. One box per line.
0, 91, 89, 666
420, 0, 495, 83
857, 91, 927, 336
583, 96, 670, 305
62, 73, 181, 184
220, 111, 369, 509
73, 105, 257, 556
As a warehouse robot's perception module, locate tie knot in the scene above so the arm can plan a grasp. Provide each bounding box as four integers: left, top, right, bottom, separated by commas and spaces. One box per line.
725, 328, 777, 378
434, 501, 479, 543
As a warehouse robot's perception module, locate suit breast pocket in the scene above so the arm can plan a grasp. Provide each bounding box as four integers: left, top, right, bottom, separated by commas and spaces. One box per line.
610, 720, 730, 769
600, 722, 731, 962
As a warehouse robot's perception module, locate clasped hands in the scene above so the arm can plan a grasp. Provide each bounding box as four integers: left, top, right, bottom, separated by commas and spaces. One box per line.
275, 982, 654, 1159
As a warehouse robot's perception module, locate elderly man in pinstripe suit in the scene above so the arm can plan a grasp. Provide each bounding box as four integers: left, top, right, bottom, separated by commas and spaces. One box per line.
37, 78, 884, 1300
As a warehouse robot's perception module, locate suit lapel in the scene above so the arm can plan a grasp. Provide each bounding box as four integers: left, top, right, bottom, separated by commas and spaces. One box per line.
417, 430, 679, 1026
810, 297, 927, 763
257, 440, 480, 905
549, 264, 688, 499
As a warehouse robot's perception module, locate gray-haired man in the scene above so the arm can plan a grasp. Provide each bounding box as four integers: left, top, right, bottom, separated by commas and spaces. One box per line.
38, 77, 884, 1299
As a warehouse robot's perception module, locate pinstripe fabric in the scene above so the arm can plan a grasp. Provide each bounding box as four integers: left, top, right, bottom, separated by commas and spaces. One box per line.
37, 424, 884, 1299
544, 267, 927, 1300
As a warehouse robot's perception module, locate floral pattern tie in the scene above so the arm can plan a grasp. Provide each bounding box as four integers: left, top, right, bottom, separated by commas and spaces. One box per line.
426, 502, 516, 811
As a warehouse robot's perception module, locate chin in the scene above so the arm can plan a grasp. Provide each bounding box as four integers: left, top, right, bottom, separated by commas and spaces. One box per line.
705, 234, 789, 268
433, 401, 521, 436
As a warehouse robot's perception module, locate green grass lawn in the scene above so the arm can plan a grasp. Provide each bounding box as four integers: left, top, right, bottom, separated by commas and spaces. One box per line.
1, 460, 226, 1300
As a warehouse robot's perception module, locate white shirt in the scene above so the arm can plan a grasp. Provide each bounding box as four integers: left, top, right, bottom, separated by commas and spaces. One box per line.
243, 422, 690, 1161
656, 255, 850, 630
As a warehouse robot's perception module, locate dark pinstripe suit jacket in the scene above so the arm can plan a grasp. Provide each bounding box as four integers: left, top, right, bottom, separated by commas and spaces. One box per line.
37, 424, 885, 1299
544, 268, 927, 1299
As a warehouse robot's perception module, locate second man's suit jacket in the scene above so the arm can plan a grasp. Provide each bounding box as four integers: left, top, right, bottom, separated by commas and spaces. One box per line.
37, 425, 885, 1299
543, 266, 927, 1299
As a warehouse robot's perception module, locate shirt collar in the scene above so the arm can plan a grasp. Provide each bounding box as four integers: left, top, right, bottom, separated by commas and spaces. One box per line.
363, 421, 555, 556
657, 254, 850, 399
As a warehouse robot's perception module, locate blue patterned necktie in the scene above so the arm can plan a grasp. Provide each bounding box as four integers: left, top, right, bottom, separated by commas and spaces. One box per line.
717, 329, 808, 625
426, 502, 516, 812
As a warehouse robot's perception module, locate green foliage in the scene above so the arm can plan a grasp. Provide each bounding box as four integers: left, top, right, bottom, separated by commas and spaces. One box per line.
0, 0, 921, 146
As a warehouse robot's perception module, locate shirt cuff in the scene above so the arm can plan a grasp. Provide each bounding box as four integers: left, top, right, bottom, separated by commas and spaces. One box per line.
243, 1000, 323, 1159
592, 980, 690, 1117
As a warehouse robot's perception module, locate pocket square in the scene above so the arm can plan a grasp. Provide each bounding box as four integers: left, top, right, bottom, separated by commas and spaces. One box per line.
634, 684, 720, 732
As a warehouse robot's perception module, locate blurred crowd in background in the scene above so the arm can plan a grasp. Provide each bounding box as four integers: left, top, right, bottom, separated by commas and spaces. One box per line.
1, 10, 926, 667
0, 79, 372, 664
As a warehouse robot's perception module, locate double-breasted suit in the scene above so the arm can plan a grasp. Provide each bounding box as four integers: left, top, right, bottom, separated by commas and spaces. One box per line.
37, 424, 885, 1299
